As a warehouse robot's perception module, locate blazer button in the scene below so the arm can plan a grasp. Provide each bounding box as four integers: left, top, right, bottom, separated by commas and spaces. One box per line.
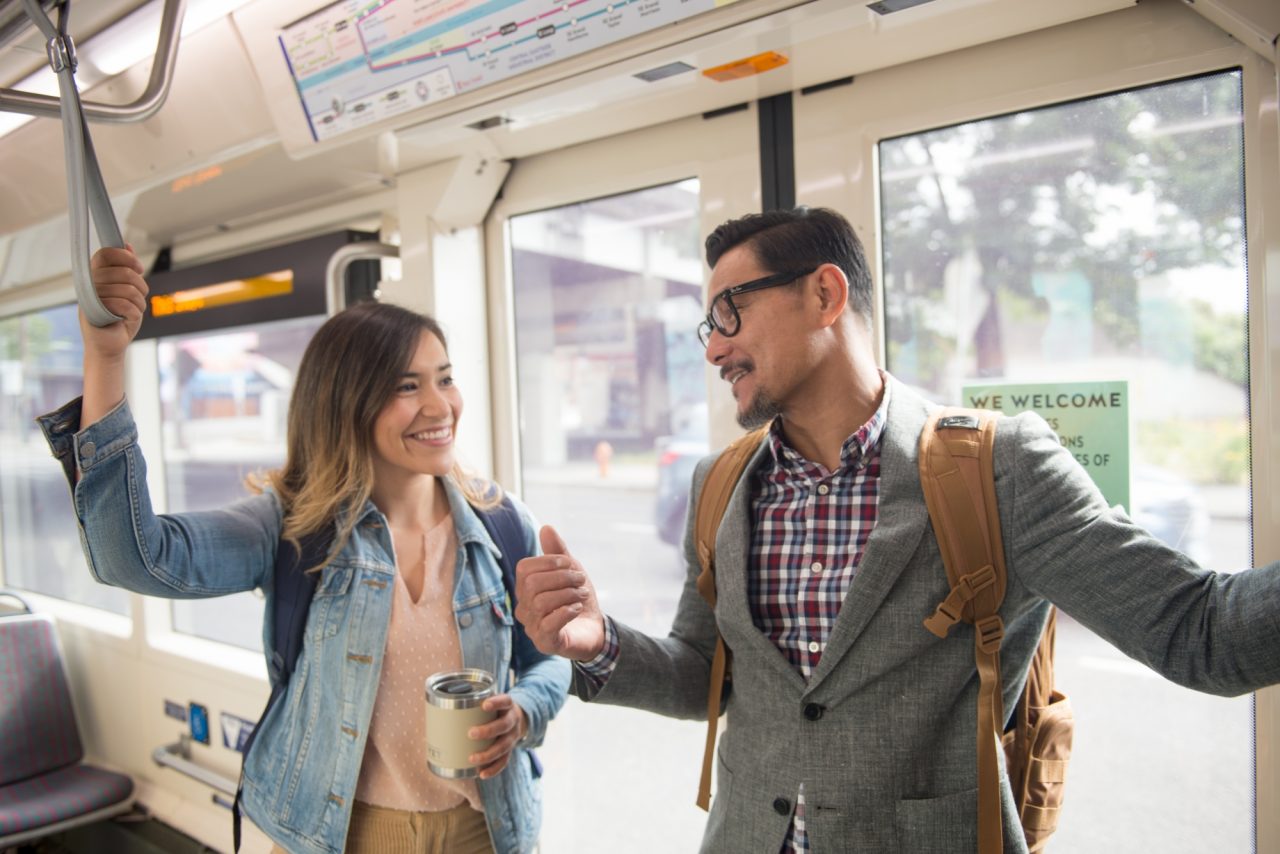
772, 797, 791, 816
803, 703, 825, 721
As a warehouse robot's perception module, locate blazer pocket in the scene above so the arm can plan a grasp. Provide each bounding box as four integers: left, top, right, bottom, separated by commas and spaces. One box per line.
894, 787, 978, 854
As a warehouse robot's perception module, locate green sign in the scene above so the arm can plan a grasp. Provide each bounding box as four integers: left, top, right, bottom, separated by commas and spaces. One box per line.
960, 380, 1130, 512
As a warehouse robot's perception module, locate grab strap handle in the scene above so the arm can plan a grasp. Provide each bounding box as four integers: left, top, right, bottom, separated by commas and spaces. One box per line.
22, 0, 123, 328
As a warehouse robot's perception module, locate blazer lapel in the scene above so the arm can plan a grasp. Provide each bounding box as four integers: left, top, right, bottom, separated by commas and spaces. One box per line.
808, 379, 933, 689
713, 441, 808, 694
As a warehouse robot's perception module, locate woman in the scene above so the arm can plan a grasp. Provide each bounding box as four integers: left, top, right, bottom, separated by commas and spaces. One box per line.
37, 247, 570, 854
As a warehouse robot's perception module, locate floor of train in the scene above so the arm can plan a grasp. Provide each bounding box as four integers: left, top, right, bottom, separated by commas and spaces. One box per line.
19, 809, 214, 854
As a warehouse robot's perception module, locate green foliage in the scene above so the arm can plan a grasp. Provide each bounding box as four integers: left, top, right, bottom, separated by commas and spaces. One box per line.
0, 315, 54, 361
1188, 300, 1246, 386
1137, 417, 1249, 485
881, 71, 1246, 391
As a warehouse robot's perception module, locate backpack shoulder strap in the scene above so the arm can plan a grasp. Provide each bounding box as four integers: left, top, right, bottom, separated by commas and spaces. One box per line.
920, 408, 1007, 634
476, 493, 527, 606
269, 531, 331, 688
918, 406, 1008, 854
692, 423, 769, 811
694, 425, 770, 606
236, 525, 330, 852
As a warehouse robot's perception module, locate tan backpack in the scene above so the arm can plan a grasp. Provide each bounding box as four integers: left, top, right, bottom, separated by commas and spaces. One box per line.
691, 408, 1073, 853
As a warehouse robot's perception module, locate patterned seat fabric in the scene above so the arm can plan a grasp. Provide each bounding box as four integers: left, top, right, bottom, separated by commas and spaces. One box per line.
0, 613, 134, 841
0, 764, 135, 836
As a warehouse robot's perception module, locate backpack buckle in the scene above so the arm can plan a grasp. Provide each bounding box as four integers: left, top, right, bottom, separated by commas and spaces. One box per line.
957, 565, 996, 599
975, 615, 1005, 654
923, 600, 962, 638
937, 414, 981, 430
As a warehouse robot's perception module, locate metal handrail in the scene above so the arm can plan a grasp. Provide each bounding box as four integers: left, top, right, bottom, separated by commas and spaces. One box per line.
0, 0, 187, 123
4, 0, 187, 327
325, 241, 397, 315
152, 738, 238, 796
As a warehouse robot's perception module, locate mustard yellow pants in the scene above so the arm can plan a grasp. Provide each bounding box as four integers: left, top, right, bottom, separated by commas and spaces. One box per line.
270, 801, 493, 854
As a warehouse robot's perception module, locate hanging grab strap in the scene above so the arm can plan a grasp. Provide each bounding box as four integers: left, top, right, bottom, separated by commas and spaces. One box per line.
21, 0, 122, 327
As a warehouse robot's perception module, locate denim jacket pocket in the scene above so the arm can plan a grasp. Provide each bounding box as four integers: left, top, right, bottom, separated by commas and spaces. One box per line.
310, 565, 354, 641
455, 593, 513, 685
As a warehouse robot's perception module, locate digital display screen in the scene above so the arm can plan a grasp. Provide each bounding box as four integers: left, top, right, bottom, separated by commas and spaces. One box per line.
136, 230, 377, 340
279, 0, 743, 143
150, 270, 293, 317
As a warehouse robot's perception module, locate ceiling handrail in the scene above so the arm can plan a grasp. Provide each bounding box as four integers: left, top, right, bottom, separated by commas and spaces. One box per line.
0, 0, 186, 123
325, 241, 396, 316
15, 0, 126, 325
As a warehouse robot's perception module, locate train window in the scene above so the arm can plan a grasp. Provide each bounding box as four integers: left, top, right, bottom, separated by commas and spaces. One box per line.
0, 304, 129, 615
879, 69, 1251, 850
157, 314, 325, 651
508, 180, 708, 849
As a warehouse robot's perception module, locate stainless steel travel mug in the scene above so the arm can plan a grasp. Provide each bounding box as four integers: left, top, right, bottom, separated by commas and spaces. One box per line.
425, 668, 497, 778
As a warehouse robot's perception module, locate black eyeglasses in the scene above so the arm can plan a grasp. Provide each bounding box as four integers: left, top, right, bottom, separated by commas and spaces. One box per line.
697, 267, 816, 347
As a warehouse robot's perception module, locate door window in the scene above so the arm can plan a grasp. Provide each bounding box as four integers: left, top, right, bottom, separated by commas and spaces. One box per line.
879, 69, 1251, 851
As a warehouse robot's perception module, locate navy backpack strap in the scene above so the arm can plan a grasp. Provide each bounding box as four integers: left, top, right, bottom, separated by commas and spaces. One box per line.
234, 528, 331, 851
477, 494, 528, 606
476, 493, 547, 777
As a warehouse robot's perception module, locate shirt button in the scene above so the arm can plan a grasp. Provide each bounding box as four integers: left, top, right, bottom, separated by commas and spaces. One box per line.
458, 613, 473, 628
79, 440, 96, 460
817, 484, 829, 495
810, 561, 823, 574
773, 797, 791, 816
807, 641, 820, 654
804, 703, 825, 721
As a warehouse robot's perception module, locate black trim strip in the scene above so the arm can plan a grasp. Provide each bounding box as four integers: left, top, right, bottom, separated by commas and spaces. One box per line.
758, 92, 795, 211
801, 77, 855, 96
703, 102, 749, 120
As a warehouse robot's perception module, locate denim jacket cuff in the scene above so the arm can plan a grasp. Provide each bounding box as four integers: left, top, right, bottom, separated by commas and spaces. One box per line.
36, 396, 136, 484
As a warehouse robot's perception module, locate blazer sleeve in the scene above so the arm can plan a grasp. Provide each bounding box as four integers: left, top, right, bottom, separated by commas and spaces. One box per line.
570, 454, 721, 720
999, 411, 1280, 696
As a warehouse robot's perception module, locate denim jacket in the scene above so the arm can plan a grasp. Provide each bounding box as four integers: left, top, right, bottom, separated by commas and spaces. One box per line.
39, 398, 569, 854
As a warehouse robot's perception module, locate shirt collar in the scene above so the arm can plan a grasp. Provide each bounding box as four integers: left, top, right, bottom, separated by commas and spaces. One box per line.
766, 372, 891, 475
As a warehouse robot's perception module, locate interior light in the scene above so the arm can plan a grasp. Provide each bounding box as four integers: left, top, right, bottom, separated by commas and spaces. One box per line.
702, 51, 789, 83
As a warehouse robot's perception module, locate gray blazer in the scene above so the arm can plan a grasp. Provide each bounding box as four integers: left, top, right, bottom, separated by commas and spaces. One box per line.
574, 376, 1280, 853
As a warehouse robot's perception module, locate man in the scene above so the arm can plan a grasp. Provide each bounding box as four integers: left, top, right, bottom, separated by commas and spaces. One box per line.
514, 206, 1280, 852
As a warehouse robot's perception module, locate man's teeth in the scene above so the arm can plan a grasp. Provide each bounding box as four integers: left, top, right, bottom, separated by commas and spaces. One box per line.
727, 369, 748, 385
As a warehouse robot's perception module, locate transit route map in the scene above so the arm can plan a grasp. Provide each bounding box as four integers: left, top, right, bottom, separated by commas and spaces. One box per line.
281, 0, 742, 142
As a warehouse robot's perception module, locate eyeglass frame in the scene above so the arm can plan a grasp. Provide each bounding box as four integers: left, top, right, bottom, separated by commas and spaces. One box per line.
697, 267, 817, 347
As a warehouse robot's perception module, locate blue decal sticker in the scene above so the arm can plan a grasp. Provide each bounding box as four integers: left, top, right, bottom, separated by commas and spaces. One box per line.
189, 702, 210, 745
220, 711, 257, 754
164, 700, 188, 722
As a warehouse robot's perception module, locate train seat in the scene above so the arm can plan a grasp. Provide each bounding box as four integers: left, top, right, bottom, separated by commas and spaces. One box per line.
0, 600, 134, 847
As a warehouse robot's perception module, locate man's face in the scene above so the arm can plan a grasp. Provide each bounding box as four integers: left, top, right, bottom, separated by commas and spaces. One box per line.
702, 245, 813, 428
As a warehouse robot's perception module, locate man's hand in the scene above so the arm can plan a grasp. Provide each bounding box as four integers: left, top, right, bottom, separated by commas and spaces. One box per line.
514, 526, 605, 661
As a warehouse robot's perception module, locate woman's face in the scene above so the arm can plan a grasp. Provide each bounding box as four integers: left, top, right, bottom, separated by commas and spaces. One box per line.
371, 330, 463, 484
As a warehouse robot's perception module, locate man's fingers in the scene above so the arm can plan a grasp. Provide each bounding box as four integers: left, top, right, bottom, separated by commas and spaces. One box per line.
538, 524, 570, 557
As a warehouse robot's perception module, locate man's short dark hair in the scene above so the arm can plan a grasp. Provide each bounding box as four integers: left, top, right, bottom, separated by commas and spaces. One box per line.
704, 207, 873, 321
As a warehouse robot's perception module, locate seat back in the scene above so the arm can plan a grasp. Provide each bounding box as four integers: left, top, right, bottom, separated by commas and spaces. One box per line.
0, 613, 85, 786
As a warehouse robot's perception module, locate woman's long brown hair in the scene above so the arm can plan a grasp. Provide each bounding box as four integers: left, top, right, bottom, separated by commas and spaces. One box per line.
256, 301, 499, 563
